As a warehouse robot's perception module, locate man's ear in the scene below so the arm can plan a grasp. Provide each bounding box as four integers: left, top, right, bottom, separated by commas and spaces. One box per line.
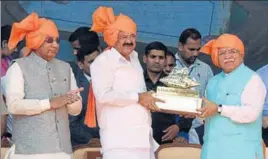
2, 40, 8, 48
77, 61, 84, 70
239, 53, 244, 62
178, 42, 183, 52
143, 55, 147, 64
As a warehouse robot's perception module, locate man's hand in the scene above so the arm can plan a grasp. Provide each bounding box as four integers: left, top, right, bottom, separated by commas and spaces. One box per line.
65, 87, 84, 104
50, 87, 84, 109
67, 87, 84, 95
162, 124, 180, 142
49, 96, 68, 109
197, 97, 218, 118
138, 92, 164, 111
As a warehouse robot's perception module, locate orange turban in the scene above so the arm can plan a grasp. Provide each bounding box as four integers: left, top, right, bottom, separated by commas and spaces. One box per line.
200, 34, 245, 68
90, 6, 137, 46
8, 12, 59, 57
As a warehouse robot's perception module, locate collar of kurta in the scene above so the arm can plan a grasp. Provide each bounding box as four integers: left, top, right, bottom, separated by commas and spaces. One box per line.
27, 52, 51, 65
84, 73, 91, 82
221, 63, 245, 77
110, 47, 138, 63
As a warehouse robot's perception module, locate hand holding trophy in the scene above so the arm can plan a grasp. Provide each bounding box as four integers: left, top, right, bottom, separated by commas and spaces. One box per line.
152, 67, 202, 116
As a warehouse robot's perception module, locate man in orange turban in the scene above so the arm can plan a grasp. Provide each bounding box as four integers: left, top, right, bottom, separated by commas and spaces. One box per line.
84, 6, 163, 159
198, 34, 266, 159
5, 12, 83, 159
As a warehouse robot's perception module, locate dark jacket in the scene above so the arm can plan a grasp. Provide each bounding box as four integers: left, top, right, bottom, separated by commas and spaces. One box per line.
68, 64, 99, 147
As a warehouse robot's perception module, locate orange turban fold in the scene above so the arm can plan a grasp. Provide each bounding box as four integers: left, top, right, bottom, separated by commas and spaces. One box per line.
200, 34, 245, 68
8, 12, 59, 56
90, 6, 137, 46
84, 7, 137, 128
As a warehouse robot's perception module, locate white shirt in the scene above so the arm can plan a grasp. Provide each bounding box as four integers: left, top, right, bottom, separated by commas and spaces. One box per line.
91, 48, 158, 153
1, 76, 12, 134
84, 73, 91, 82
1, 76, 7, 95
5, 62, 82, 159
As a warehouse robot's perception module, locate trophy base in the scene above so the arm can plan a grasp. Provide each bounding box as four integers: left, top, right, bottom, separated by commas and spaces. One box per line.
153, 93, 202, 115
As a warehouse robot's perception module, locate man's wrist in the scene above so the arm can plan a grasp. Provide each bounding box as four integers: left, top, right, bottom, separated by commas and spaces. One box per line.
137, 93, 141, 103
41, 99, 51, 112
217, 104, 223, 114
175, 123, 180, 129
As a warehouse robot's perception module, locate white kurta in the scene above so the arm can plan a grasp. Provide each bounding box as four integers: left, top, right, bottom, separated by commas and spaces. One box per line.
6, 145, 73, 159
90, 48, 159, 159
4, 62, 82, 159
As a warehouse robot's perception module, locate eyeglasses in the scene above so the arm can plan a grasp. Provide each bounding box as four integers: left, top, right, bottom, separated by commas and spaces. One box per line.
118, 34, 136, 41
218, 49, 239, 56
45, 36, 60, 44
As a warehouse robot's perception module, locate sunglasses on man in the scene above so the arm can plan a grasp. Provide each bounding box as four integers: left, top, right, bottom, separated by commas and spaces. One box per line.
45, 36, 60, 44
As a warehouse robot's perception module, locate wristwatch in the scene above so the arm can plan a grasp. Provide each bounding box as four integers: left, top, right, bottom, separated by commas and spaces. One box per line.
217, 104, 223, 114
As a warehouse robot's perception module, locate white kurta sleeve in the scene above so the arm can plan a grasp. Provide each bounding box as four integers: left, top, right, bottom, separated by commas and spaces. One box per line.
66, 67, 82, 116
221, 74, 266, 123
5, 63, 51, 115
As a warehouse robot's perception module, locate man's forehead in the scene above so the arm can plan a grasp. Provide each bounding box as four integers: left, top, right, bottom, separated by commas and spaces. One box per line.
45, 35, 59, 39
71, 40, 80, 48
167, 55, 175, 61
185, 38, 201, 46
118, 31, 134, 36
148, 49, 166, 56
219, 47, 238, 52
72, 40, 79, 45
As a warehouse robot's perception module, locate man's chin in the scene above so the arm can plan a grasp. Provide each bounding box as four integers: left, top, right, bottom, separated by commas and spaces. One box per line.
186, 60, 196, 65
150, 69, 162, 74
46, 57, 54, 61
123, 46, 135, 52
49, 52, 57, 57
45, 54, 56, 61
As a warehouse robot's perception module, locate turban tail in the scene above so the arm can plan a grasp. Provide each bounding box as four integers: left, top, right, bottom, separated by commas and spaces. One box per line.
8, 12, 59, 57
200, 34, 245, 68
84, 83, 97, 128
85, 6, 137, 128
